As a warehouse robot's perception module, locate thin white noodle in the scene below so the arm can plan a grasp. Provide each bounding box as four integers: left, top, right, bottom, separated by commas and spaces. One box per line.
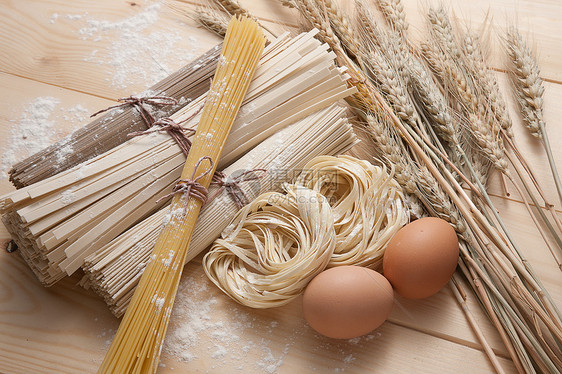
295, 155, 408, 268
203, 155, 407, 308
203, 185, 336, 308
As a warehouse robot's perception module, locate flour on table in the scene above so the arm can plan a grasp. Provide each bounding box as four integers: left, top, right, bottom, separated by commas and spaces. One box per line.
1, 97, 59, 179
1, 97, 94, 179
161, 271, 379, 373
52, 2, 201, 89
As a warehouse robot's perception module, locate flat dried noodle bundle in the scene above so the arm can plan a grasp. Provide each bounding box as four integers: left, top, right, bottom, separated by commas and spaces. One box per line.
8, 45, 221, 188
204, 184, 336, 308
295, 155, 407, 268
0, 29, 354, 286
82, 105, 357, 317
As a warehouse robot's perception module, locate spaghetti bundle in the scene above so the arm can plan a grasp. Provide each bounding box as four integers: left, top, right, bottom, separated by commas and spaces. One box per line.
203, 185, 337, 308
295, 155, 407, 268
82, 105, 356, 317
99, 16, 265, 373
0, 29, 354, 286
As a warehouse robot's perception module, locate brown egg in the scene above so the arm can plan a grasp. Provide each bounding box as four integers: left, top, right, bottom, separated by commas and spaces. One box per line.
383, 217, 459, 299
302, 265, 394, 339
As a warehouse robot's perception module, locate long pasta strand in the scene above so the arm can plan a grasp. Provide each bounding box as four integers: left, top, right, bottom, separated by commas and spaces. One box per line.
98, 16, 265, 374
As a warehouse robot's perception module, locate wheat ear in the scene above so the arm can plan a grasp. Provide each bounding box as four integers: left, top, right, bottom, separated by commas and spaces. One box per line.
375, 0, 409, 35
462, 31, 514, 139
317, 0, 362, 62
407, 59, 459, 148
427, 5, 462, 60
415, 164, 468, 238
280, 0, 296, 8
292, 0, 379, 111
422, 41, 509, 174
216, 0, 250, 17
363, 48, 419, 128
505, 27, 562, 208
355, 0, 384, 46
364, 115, 417, 194
193, 7, 229, 38
505, 28, 544, 137
426, 12, 507, 175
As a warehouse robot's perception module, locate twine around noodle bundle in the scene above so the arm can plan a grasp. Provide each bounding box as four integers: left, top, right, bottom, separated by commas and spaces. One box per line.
157, 156, 214, 215
128, 103, 204, 157
128, 117, 196, 157
209, 169, 267, 209
90, 95, 178, 127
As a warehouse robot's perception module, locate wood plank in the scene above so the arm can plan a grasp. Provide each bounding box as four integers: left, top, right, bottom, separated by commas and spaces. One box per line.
0, 0, 561, 373
0, 0, 222, 100
0, 72, 114, 197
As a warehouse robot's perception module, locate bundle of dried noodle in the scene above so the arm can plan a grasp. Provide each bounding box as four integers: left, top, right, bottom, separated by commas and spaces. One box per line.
82, 105, 357, 317
0, 29, 354, 286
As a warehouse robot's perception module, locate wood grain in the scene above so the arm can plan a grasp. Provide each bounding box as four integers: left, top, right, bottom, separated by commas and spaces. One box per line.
0, 0, 222, 100
0, 0, 561, 373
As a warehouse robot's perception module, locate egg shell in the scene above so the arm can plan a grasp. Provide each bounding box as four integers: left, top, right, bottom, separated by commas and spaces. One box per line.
383, 217, 459, 299
302, 265, 394, 339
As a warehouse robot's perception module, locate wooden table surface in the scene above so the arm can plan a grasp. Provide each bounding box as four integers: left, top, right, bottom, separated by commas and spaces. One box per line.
1, 0, 561, 373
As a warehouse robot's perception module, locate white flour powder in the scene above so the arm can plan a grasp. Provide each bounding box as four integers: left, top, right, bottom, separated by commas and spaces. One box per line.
159, 271, 378, 373
1, 97, 91, 179
52, 2, 200, 89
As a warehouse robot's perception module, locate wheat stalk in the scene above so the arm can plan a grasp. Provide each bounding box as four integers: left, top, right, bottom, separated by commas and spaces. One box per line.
316, 0, 362, 62
407, 59, 461, 150
363, 114, 429, 221
279, 2, 562, 370
364, 114, 467, 237
292, 0, 345, 58
426, 14, 562, 256
462, 31, 514, 139
506, 27, 562, 208
355, 0, 384, 47
216, 0, 250, 17
280, 0, 296, 8
422, 41, 509, 174
415, 164, 468, 237
290, 0, 380, 111
427, 5, 462, 60
193, 7, 229, 37
375, 0, 409, 35
363, 49, 419, 127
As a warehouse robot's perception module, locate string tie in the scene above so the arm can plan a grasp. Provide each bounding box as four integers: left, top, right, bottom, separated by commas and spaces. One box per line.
157, 156, 214, 215
208, 169, 267, 209
90, 95, 178, 127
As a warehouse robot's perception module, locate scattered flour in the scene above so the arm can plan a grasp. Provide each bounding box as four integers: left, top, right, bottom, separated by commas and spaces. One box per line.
60, 189, 77, 205
1, 97, 94, 179
161, 272, 379, 373
1, 97, 59, 179
52, 3, 200, 89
